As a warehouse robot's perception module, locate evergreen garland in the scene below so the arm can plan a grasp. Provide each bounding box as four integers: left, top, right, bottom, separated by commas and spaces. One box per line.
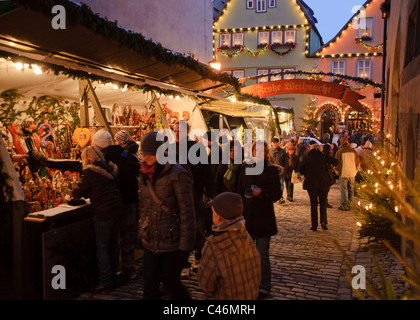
10, 0, 240, 91
239, 69, 383, 89
218, 43, 296, 58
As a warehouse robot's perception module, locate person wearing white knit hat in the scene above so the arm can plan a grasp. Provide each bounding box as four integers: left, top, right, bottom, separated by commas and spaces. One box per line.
92, 129, 112, 150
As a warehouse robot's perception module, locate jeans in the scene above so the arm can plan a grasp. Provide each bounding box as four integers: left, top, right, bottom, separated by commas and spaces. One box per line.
95, 217, 120, 287
255, 237, 271, 294
142, 248, 191, 300
339, 177, 355, 210
279, 177, 285, 200
307, 186, 329, 228
119, 202, 139, 276
285, 178, 294, 200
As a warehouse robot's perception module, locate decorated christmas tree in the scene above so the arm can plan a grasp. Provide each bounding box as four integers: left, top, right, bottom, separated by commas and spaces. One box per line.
299, 97, 319, 137
337, 139, 420, 299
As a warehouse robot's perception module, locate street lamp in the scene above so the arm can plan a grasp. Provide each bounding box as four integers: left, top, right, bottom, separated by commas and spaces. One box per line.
209, 59, 221, 71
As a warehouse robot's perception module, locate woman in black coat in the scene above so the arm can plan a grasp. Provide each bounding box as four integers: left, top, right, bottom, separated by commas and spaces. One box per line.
298, 144, 330, 231
72, 146, 124, 292
237, 140, 281, 299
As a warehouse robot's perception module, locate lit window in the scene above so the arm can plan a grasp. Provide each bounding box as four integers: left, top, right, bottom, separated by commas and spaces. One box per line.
359, 17, 373, 40
232, 33, 244, 47
268, 0, 276, 8
283, 68, 295, 80
256, 0, 267, 12
246, 0, 254, 9
220, 33, 231, 48
272, 31, 283, 45
285, 30, 296, 44
270, 69, 282, 81
332, 60, 345, 75
258, 31, 270, 46
358, 59, 372, 79
232, 70, 245, 79
257, 69, 269, 83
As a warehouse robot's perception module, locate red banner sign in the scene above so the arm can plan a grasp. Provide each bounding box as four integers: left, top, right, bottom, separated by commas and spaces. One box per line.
241, 79, 366, 112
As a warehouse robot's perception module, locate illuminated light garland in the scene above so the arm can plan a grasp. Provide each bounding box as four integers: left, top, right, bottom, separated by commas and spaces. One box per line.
355, 38, 384, 50
316, 52, 383, 58
213, 24, 309, 33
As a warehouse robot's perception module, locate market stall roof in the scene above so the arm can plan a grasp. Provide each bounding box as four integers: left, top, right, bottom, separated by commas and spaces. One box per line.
0, 0, 239, 96
199, 99, 268, 118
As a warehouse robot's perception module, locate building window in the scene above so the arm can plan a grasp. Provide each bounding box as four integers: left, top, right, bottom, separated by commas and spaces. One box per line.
268, 0, 276, 8
271, 31, 283, 45
270, 69, 282, 81
357, 59, 372, 79
258, 31, 270, 46
405, 2, 420, 66
257, 69, 269, 83
284, 30, 297, 44
358, 17, 374, 41
283, 68, 296, 80
331, 60, 346, 81
232, 70, 245, 79
256, 0, 267, 12
232, 33, 244, 47
246, 0, 254, 9
258, 68, 296, 82
220, 33, 231, 48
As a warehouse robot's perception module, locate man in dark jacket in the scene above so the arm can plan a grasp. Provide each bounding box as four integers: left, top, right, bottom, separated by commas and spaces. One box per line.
298, 145, 330, 231
172, 121, 214, 273
102, 130, 140, 281
138, 131, 196, 300
270, 137, 288, 204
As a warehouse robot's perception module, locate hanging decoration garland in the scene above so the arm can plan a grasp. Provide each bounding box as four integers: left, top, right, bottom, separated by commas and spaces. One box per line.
217, 43, 297, 58
239, 69, 383, 89
339, 80, 369, 92
355, 38, 384, 50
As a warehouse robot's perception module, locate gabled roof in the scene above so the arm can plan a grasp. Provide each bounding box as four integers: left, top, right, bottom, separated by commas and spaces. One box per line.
213, 0, 323, 45
0, 0, 239, 94
312, 0, 375, 57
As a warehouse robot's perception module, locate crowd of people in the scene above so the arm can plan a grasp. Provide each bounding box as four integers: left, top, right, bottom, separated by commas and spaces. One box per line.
29, 121, 375, 300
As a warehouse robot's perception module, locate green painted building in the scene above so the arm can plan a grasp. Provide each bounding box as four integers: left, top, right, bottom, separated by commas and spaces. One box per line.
213, 0, 323, 134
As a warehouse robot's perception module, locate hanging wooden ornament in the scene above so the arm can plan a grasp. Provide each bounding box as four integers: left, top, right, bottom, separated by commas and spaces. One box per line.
73, 128, 91, 148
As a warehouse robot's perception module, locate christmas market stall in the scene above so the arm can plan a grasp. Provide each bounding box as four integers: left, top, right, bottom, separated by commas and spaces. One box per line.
0, 0, 240, 299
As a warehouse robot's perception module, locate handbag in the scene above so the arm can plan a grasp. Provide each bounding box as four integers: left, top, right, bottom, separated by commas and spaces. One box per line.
291, 170, 300, 184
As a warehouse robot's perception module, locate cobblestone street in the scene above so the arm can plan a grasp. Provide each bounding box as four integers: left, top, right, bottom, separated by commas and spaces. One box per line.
75, 183, 407, 301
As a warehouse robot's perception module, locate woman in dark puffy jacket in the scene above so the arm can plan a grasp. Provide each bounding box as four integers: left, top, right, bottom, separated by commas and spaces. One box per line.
72, 146, 123, 292
138, 131, 196, 300
237, 140, 281, 299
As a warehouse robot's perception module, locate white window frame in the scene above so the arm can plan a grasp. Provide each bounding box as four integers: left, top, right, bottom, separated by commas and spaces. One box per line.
270, 69, 282, 81
268, 0, 276, 8
220, 33, 231, 48
331, 60, 346, 81
232, 33, 244, 47
357, 59, 372, 79
257, 69, 269, 83
358, 17, 374, 41
232, 70, 245, 79
256, 0, 267, 12
271, 31, 283, 45
258, 31, 270, 46
246, 0, 254, 9
283, 68, 296, 80
284, 30, 297, 44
